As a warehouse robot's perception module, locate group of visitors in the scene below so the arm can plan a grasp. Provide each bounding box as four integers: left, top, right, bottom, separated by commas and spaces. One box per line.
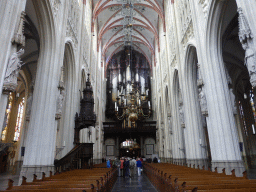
106, 157, 143, 177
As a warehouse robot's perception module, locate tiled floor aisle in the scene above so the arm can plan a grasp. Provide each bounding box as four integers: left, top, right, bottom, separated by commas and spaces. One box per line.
111, 173, 158, 192
0, 172, 20, 191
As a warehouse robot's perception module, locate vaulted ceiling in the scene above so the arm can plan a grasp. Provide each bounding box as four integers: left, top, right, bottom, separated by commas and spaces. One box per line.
92, 0, 165, 69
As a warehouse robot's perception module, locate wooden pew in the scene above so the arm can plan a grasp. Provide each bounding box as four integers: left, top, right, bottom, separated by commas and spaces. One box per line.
3, 167, 118, 192
143, 163, 256, 192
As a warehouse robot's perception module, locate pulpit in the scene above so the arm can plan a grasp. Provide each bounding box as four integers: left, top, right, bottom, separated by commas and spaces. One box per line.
74, 74, 96, 144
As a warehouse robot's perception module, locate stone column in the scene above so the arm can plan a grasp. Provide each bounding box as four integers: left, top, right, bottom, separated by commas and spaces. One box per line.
19, 0, 59, 184
204, 50, 245, 176
20, 63, 58, 182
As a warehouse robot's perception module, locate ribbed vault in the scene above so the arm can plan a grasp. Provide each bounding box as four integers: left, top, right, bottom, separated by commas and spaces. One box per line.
92, 0, 165, 70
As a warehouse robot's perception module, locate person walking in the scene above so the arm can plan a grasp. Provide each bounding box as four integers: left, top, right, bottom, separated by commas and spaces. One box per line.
120, 157, 124, 177
114, 158, 121, 176
107, 158, 111, 168
130, 157, 136, 177
124, 158, 130, 177
136, 158, 142, 176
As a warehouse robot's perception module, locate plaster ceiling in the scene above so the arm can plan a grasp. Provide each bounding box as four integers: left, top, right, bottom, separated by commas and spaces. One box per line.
92, 0, 165, 68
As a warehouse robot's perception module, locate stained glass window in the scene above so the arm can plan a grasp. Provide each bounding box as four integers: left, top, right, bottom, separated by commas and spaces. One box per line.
13, 97, 25, 141
249, 89, 256, 134
1, 93, 13, 141
249, 89, 256, 122
238, 100, 248, 136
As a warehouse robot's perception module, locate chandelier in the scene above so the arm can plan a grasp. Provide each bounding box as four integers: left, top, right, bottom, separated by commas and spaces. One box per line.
116, 0, 142, 46
115, 84, 151, 126
113, 0, 151, 127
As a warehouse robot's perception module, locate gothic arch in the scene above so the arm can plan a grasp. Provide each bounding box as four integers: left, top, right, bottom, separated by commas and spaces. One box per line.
183, 45, 208, 168
172, 70, 186, 165
58, 42, 77, 157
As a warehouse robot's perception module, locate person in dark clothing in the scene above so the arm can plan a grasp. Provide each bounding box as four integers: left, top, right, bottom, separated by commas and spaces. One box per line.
124, 158, 130, 177
123, 158, 127, 177
120, 157, 124, 177
136, 158, 142, 176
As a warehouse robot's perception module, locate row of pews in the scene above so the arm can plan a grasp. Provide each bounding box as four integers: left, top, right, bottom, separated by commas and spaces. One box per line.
1, 167, 117, 192
144, 163, 256, 192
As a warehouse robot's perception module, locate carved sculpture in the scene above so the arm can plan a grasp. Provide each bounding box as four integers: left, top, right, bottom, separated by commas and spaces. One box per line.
197, 63, 204, 87
238, 8, 256, 88
199, 0, 208, 18
26, 92, 33, 119
3, 48, 25, 93
168, 116, 172, 134
198, 87, 208, 116
26, 80, 35, 120
243, 42, 256, 87
229, 88, 237, 115
179, 105, 185, 124
57, 89, 65, 115
12, 11, 26, 46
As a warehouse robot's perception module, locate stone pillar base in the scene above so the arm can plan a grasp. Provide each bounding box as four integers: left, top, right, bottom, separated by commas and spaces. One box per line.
186, 159, 209, 169
19, 165, 54, 185
211, 160, 245, 177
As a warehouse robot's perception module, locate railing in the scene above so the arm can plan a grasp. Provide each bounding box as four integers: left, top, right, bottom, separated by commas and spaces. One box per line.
103, 121, 156, 133
0, 142, 12, 173
0, 142, 12, 155
143, 163, 175, 192
54, 143, 93, 172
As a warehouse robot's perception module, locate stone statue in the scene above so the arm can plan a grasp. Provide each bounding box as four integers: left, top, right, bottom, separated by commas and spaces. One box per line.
26, 92, 33, 118
3, 48, 24, 92
56, 89, 65, 114
178, 89, 183, 105
229, 88, 237, 115
179, 105, 184, 124
198, 87, 208, 115
243, 42, 256, 87
5, 48, 24, 81
168, 116, 172, 134
238, 8, 256, 87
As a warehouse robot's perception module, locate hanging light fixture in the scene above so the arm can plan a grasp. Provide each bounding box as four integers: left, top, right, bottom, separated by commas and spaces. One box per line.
113, 0, 151, 127
115, 84, 151, 126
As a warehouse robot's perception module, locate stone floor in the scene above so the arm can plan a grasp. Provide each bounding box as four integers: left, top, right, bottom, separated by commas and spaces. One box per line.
248, 169, 256, 179
0, 172, 20, 191
111, 173, 157, 192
